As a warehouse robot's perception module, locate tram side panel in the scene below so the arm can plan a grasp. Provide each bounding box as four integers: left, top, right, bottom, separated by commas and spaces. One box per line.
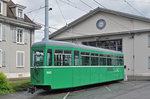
51, 68, 73, 89
91, 67, 100, 84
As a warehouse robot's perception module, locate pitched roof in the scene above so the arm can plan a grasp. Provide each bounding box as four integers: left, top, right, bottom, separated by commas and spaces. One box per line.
49, 7, 150, 39
7, 0, 36, 25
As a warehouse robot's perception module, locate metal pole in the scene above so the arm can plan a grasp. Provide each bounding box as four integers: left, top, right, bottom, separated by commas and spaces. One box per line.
43, 0, 49, 41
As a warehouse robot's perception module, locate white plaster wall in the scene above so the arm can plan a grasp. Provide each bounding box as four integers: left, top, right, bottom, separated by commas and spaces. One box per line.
0, 24, 33, 78
53, 12, 150, 40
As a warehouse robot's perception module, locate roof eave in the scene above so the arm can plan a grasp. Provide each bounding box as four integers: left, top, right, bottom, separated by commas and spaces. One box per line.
0, 15, 42, 29
51, 29, 150, 41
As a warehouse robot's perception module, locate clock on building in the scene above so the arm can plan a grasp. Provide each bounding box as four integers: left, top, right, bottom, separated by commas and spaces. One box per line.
96, 19, 106, 30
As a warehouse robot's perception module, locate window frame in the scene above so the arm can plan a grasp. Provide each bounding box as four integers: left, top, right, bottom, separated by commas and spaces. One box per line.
91, 53, 99, 66
47, 49, 52, 66
100, 54, 107, 66
16, 27, 24, 44
54, 49, 72, 66
17, 7, 24, 19
80, 51, 90, 66
32, 49, 45, 66
74, 51, 80, 66
16, 51, 25, 68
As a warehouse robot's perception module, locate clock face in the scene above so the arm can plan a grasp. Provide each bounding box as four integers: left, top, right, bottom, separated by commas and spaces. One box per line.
96, 19, 106, 30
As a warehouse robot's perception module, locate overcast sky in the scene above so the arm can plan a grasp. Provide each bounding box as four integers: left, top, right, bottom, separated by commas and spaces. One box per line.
13, 0, 150, 42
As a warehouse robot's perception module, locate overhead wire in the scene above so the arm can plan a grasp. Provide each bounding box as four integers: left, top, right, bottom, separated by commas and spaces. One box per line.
93, 0, 106, 9
59, 0, 88, 13
56, 0, 68, 26
79, 0, 94, 10
123, 0, 145, 16
31, 0, 137, 38
36, 22, 59, 30
26, 6, 45, 14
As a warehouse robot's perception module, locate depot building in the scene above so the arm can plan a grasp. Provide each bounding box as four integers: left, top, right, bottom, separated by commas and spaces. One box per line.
49, 7, 150, 80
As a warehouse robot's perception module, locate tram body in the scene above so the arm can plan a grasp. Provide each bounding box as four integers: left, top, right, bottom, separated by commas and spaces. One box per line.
30, 40, 124, 90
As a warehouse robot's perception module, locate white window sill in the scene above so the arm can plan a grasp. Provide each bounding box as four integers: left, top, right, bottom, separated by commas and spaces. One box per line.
16, 42, 24, 45
16, 66, 24, 68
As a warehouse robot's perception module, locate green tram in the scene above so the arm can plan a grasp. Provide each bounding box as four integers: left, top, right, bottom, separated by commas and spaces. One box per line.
30, 40, 124, 90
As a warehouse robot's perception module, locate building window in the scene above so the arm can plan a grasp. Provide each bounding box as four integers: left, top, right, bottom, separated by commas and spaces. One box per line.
0, 1, 3, 14
0, 49, 6, 67
16, 28, 24, 44
16, 51, 25, 67
82, 39, 122, 52
17, 8, 23, 18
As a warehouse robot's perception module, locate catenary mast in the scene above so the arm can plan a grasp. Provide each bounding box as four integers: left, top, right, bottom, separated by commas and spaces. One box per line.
43, 0, 49, 41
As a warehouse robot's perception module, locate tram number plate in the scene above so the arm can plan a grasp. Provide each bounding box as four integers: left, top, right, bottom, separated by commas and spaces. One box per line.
46, 71, 52, 74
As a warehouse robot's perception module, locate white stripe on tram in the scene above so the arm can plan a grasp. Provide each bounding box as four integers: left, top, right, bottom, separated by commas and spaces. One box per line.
30, 66, 124, 68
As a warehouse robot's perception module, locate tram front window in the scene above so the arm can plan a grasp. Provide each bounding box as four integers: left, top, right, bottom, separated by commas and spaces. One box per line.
33, 50, 44, 66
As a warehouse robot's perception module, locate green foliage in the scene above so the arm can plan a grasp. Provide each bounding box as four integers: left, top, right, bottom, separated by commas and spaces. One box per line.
10, 80, 30, 92
0, 72, 13, 94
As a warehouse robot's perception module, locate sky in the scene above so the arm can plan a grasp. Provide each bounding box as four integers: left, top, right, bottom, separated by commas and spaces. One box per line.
12, 0, 150, 42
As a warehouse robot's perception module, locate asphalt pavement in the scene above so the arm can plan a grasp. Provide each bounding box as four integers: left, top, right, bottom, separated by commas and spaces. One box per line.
0, 80, 150, 99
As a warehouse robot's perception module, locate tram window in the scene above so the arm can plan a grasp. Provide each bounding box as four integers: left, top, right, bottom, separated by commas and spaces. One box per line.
100, 54, 107, 66
63, 50, 72, 66
114, 56, 118, 66
107, 55, 112, 66
33, 50, 44, 66
54, 53, 62, 66
47, 49, 52, 66
54, 50, 72, 66
91, 53, 98, 66
118, 56, 124, 66
74, 51, 79, 66
81, 52, 90, 66
54, 50, 63, 66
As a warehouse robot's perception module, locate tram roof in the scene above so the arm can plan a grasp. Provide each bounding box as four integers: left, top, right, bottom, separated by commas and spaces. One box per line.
32, 40, 123, 54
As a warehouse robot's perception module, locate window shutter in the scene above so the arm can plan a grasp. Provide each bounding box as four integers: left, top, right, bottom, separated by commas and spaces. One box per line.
24, 30, 28, 44
0, 24, 2, 41
17, 52, 20, 67
13, 28, 16, 43
16, 52, 24, 67
0, 50, 2, 67
2, 24, 6, 41
2, 50, 6, 67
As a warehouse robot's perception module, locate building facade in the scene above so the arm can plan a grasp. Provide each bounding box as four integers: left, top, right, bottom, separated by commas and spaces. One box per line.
0, 0, 40, 78
50, 7, 150, 79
